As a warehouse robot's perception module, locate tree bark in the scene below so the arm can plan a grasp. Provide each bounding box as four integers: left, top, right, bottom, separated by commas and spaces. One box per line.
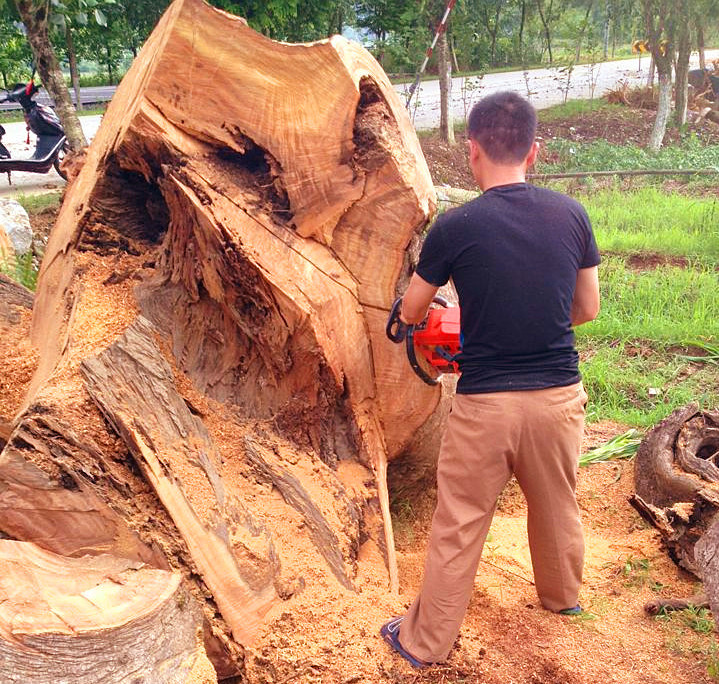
674, 0, 691, 126
14, 0, 87, 151
629, 405, 719, 628
2, 0, 438, 677
536, 0, 554, 64
438, 31, 455, 144
65, 27, 83, 112
649, 69, 673, 150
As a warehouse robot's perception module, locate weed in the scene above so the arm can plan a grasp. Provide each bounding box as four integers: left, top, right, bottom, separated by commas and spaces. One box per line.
0, 252, 38, 291
15, 191, 62, 216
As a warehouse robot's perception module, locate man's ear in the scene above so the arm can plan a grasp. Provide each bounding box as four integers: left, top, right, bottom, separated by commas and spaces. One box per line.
468, 138, 481, 165
526, 140, 540, 167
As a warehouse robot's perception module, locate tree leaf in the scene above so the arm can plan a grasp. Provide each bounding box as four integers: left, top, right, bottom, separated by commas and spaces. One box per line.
94, 8, 107, 26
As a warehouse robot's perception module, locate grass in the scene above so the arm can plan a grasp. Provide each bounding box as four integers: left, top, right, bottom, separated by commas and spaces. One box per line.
537, 98, 619, 122
14, 191, 63, 215
0, 252, 37, 290
0, 105, 107, 125
580, 256, 719, 341
582, 189, 719, 258
656, 606, 719, 680
538, 136, 719, 174
574, 200, 719, 425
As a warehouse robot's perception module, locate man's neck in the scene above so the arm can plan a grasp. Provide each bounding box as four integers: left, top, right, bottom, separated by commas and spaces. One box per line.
477, 165, 526, 192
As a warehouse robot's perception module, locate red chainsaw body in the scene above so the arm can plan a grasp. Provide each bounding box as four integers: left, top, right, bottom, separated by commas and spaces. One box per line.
413, 306, 461, 374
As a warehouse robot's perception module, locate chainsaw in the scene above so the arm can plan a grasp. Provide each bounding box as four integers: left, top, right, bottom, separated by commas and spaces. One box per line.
385, 296, 461, 385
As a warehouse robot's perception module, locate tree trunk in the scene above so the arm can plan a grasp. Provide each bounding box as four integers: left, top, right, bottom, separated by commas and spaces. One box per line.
0, 541, 208, 683
649, 63, 672, 151
1, 0, 438, 678
14, 0, 88, 152
674, 2, 691, 127
696, 22, 705, 70
574, 0, 595, 65
438, 31, 455, 144
536, 0, 553, 64
629, 405, 719, 628
65, 27, 83, 112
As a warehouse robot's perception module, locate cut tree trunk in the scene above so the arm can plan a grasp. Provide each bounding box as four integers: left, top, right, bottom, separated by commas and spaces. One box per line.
0, 540, 206, 683
1, 0, 438, 678
630, 404, 719, 628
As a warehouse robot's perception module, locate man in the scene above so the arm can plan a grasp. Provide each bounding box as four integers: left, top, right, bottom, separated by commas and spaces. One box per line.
381, 91, 600, 668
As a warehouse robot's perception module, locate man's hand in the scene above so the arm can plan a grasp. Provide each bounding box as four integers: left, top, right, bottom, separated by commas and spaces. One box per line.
571, 266, 600, 326
401, 273, 440, 324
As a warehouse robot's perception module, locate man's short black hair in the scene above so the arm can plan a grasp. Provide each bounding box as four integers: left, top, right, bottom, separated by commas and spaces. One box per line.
467, 91, 537, 164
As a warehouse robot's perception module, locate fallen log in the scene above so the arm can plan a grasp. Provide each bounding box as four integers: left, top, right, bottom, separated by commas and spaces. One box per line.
630, 404, 719, 628
1, 0, 439, 678
0, 540, 205, 683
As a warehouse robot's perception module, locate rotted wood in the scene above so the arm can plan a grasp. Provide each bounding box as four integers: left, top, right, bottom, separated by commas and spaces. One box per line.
644, 593, 709, 615
0, 273, 33, 325
0, 408, 164, 566
80, 316, 279, 646
244, 435, 362, 590
0, 274, 34, 444
0, 540, 203, 684
630, 404, 719, 627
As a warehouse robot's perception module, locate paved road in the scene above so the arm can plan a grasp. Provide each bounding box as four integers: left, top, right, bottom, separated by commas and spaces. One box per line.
402, 51, 719, 130
1, 51, 716, 196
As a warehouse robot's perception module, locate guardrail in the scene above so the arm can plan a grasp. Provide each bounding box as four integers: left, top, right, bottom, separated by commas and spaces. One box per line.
0, 86, 116, 112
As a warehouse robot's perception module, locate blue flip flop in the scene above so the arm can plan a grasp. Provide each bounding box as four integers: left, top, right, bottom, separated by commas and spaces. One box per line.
380, 616, 430, 669
558, 604, 582, 615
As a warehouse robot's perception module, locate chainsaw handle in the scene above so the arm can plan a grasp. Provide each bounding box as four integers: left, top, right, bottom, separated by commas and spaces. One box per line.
386, 297, 408, 343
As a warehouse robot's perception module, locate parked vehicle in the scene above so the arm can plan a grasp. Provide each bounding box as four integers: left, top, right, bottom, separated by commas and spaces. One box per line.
0, 81, 68, 184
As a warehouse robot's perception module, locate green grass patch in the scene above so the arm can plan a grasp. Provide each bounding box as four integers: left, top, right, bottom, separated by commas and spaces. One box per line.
579, 342, 719, 426
15, 191, 63, 216
0, 252, 37, 291
537, 136, 719, 174
0, 106, 107, 125
537, 98, 619, 122
580, 256, 719, 342
582, 189, 719, 258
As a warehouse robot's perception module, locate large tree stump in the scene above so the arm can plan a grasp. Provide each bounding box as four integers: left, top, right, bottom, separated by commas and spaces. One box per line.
0, 540, 205, 683
1, 0, 439, 678
630, 404, 719, 626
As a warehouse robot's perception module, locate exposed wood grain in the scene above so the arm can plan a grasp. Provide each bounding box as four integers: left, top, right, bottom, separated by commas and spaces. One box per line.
0, 540, 203, 683
244, 435, 361, 590
81, 316, 278, 645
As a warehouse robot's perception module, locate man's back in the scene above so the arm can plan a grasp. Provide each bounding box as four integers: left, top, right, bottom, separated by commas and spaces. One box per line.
416, 182, 600, 393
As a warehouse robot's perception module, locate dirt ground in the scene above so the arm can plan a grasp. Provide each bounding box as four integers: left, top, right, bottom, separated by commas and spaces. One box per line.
2, 101, 717, 684
243, 99, 719, 683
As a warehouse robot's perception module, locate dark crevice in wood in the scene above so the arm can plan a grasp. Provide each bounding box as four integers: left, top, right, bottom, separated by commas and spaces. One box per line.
352, 77, 398, 175
86, 158, 170, 246
215, 125, 291, 226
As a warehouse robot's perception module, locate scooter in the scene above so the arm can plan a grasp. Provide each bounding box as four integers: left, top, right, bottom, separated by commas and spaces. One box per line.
0, 81, 68, 184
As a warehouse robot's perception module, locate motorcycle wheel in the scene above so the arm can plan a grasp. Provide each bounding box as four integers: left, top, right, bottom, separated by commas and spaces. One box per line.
53, 142, 69, 181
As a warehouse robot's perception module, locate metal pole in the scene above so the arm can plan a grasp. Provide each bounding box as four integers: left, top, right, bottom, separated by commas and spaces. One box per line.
405, 0, 457, 108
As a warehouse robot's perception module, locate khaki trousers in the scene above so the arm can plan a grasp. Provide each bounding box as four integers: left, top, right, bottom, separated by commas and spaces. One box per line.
399, 382, 587, 663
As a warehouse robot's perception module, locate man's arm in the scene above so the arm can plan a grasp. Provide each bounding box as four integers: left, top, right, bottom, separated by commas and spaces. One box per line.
571, 266, 600, 326
400, 272, 440, 324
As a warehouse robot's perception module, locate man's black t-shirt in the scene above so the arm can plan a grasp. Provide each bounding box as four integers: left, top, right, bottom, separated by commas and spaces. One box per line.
416, 183, 601, 394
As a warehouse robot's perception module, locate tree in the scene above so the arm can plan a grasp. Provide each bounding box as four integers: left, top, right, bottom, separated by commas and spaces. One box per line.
673, 0, 690, 126
0, 6, 33, 88
13, 0, 87, 151
0, 1, 441, 677
640, 0, 674, 151
211, 0, 350, 41
47, 0, 118, 111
